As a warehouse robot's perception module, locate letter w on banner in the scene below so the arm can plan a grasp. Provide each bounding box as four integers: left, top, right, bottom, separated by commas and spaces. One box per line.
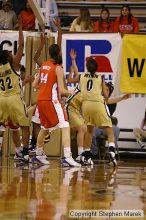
120, 34, 146, 94
62, 33, 122, 94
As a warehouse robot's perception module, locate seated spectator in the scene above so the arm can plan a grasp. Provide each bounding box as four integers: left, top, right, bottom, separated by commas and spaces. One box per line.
0, 0, 18, 30
91, 82, 130, 157
70, 8, 93, 32
133, 110, 146, 149
12, 0, 27, 15
114, 5, 139, 33
41, 0, 59, 32
19, 0, 35, 31
0, 1, 2, 10
93, 8, 114, 33
91, 116, 120, 158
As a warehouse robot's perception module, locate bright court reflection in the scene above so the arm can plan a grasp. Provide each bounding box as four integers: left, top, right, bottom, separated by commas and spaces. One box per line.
0, 159, 145, 219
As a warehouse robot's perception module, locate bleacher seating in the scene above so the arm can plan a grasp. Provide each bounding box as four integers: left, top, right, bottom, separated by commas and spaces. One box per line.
56, 0, 146, 31
117, 129, 146, 159
106, 0, 125, 2
127, 0, 145, 2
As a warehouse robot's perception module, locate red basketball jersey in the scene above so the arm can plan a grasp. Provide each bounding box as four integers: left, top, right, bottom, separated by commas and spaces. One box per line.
38, 60, 60, 101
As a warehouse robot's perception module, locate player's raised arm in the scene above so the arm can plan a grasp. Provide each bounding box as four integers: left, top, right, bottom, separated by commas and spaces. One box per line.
107, 94, 131, 104
102, 78, 109, 101
56, 66, 73, 96
67, 49, 79, 83
13, 15, 24, 68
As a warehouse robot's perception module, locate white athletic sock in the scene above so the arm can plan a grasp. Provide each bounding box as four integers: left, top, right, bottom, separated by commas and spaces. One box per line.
137, 140, 145, 148
109, 143, 115, 154
84, 148, 90, 152
64, 147, 72, 158
109, 142, 115, 148
36, 147, 43, 156
78, 147, 83, 155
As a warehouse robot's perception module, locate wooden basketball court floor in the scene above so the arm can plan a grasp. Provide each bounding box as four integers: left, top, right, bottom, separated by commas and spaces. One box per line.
0, 157, 145, 220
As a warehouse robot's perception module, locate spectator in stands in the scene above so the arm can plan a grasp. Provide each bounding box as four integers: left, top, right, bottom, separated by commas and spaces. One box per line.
93, 8, 114, 32
91, 116, 120, 158
133, 110, 146, 149
114, 5, 139, 33
12, 0, 27, 15
19, 0, 35, 31
91, 82, 130, 157
70, 8, 93, 32
0, 0, 18, 30
0, 1, 2, 10
41, 0, 58, 32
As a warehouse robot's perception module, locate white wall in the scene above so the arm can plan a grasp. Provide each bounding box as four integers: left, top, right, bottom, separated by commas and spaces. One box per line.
114, 95, 146, 129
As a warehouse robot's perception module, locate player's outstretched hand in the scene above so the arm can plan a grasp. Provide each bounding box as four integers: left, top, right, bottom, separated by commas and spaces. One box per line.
122, 94, 131, 100
70, 49, 76, 60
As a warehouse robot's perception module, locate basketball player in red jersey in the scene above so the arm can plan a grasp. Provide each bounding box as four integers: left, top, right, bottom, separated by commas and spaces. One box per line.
33, 44, 81, 166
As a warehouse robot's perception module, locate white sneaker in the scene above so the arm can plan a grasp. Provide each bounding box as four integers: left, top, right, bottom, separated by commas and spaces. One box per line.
81, 151, 94, 166
35, 149, 48, 159
41, 151, 48, 159
137, 140, 145, 149
141, 144, 146, 149
140, 142, 145, 149
32, 155, 50, 165
76, 155, 81, 162
62, 157, 81, 167
14, 150, 29, 162
14, 152, 23, 161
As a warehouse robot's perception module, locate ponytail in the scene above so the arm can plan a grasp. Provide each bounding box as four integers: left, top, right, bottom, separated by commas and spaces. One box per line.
49, 44, 62, 65
86, 58, 98, 77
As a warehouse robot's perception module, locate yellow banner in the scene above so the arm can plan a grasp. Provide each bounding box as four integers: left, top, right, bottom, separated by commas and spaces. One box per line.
120, 34, 146, 93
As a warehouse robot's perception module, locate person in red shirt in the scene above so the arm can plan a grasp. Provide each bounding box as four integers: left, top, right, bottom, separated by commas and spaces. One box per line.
114, 5, 139, 34
19, 0, 35, 31
33, 43, 81, 167
93, 8, 114, 33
